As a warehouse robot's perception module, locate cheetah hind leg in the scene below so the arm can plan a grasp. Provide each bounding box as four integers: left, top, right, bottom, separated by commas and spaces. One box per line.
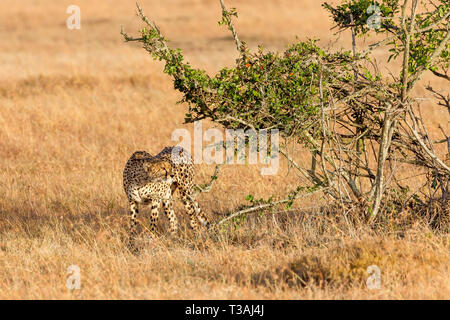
181, 191, 210, 231
192, 198, 210, 229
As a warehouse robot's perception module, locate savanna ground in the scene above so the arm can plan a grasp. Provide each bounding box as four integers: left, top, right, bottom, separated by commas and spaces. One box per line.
0, 0, 448, 299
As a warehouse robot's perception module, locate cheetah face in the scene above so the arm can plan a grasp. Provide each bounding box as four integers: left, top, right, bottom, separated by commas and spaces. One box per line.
144, 160, 173, 180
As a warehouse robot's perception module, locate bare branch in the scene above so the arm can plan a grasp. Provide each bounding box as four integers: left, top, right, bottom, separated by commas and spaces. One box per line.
216, 188, 325, 226
405, 106, 450, 173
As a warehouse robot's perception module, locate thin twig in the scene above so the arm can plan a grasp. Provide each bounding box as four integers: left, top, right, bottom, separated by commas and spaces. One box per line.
219, 0, 242, 51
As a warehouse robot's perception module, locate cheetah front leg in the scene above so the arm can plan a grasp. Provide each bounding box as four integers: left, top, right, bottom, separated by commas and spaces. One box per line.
180, 191, 198, 231
128, 199, 140, 248
162, 199, 178, 235
148, 199, 161, 239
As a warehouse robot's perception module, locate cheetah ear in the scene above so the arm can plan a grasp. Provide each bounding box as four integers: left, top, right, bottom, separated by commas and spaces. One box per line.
164, 161, 174, 176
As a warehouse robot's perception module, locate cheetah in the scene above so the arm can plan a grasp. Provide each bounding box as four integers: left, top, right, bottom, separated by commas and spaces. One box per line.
123, 146, 210, 243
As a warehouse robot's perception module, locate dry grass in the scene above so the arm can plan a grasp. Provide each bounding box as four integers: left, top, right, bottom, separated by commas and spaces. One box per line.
0, 0, 448, 299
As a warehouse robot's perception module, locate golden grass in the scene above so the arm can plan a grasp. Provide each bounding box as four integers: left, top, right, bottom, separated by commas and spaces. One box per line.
0, 0, 448, 299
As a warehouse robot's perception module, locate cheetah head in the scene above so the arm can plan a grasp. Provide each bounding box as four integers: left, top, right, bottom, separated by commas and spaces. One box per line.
144, 160, 173, 180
